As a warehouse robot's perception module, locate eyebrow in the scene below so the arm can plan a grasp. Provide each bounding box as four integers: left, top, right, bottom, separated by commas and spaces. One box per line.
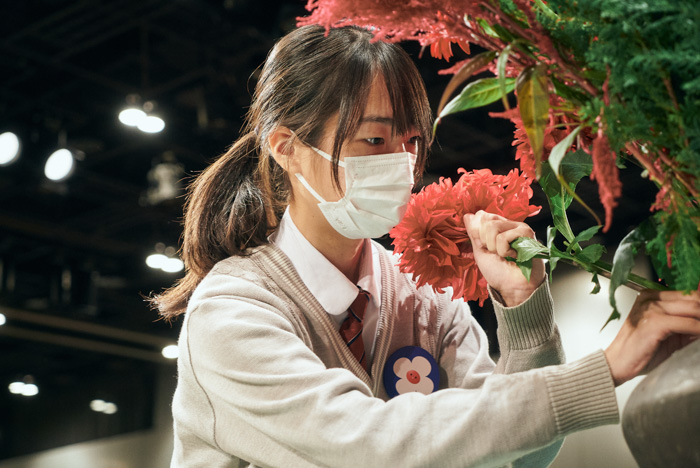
359, 115, 394, 125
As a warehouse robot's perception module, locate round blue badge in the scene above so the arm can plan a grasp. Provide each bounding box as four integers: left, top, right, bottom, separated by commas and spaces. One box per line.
382, 346, 440, 399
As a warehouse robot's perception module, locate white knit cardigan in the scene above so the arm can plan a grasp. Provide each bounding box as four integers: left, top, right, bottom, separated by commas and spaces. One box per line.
170, 242, 619, 467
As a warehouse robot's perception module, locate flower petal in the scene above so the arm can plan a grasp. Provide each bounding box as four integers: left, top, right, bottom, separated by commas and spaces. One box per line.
393, 357, 412, 377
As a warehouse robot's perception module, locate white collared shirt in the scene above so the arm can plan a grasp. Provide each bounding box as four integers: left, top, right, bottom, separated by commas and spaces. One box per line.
269, 209, 382, 363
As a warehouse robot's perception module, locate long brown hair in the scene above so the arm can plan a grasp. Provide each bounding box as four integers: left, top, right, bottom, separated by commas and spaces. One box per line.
154, 25, 432, 319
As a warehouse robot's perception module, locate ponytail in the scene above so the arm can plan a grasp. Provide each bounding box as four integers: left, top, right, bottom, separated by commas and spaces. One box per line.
153, 132, 286, 320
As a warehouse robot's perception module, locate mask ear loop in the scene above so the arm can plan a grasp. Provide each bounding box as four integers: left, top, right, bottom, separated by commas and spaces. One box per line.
311, 146, 346, 168
294, 173, 327, 203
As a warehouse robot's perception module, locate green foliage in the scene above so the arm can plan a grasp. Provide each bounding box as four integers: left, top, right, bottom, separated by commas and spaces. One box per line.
539, 149, 593, 242
645, 210, 700, 291
438, 77, 515, 121
434, 51, 498, 134
548, 0, 700, 165
607, 225, 650, 327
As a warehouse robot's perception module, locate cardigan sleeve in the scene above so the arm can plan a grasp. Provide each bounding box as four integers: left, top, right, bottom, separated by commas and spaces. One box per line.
435, 279, 619, 468
172, 273, 618, 468
435, 279, 563, 391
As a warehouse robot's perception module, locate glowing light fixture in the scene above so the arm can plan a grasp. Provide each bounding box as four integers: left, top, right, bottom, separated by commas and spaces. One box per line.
119, 108, 147, 126
8, 377, 39, 397
146, 245, 183, 273
90, 399, 106, 412
0, 132, 21, 165
137, 115, 165, 133
8, 382, 24, 394
146, 253, 168, 269
44, 148, 75, 181
119, 98, 165, 134
0, 313, 5, 326
162, 344, 179, 359
90, 399, 118, 414
161, 257, 184, 273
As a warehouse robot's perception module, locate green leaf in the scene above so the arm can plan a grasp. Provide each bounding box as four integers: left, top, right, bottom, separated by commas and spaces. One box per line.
534, 0, 559, 21
511, 236, 549, 262
546, 226, 559, 281
439, 77, 515, 121
551, 76, 588, 105
576, 244, 605, 264
607, 226, 648, 327
546, 225, 557, 250
590, 273, 601, 294
548, 256, 560, 280
435, 51, 498, 123
476, 18, 499, 38
516, 64, 550, 178
569, 225, 602, 253
539, 150, 593, 243
548, 126, 581, 177
518, 258, 533, 282
497, 43, 517, 111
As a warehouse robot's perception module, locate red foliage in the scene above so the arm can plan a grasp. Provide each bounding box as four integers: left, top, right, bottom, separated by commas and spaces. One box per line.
390, 168, 540, 305
489, 98, 573, 179
590, 126, 623, 232
298, 1, 496, 51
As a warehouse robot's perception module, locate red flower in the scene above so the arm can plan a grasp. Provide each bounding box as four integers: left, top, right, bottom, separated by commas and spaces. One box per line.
390, 168, 540, 305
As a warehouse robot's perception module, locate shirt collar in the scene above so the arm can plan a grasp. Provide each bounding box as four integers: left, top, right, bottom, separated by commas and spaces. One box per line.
270, 209, 380, 317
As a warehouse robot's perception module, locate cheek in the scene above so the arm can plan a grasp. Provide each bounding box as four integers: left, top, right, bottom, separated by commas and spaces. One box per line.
295, 155, 344, 203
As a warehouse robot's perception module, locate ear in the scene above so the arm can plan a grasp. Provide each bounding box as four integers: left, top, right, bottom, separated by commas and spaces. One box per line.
268, 126, 297, 172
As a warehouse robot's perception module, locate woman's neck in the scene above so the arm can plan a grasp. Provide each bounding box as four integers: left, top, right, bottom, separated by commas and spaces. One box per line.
289, 204, 364, 283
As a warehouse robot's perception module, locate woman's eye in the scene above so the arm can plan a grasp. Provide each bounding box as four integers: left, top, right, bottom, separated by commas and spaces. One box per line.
408, 135, 422, 146
365, 137, 384, 145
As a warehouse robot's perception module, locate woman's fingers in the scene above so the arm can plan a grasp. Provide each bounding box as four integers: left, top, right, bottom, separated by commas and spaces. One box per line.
630, 291, 700, 325
606, 291, 700, 385
469, 210, 535, 258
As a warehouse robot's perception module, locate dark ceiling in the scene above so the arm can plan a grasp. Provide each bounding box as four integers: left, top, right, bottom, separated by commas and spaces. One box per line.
0, 0, 656, 459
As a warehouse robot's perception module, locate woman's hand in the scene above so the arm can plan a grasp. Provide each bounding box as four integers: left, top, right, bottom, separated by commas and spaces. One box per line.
605, 290, 700, 386
464, 210, 545, 307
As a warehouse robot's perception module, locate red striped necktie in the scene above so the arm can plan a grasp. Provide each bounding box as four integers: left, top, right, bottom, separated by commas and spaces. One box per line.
340, 286, 371, 369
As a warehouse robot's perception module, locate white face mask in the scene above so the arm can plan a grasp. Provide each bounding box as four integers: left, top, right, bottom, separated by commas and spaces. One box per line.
294, 146, 417, 239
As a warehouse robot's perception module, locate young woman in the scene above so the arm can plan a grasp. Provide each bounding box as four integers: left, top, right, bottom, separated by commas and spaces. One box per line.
155, 25, 700, 467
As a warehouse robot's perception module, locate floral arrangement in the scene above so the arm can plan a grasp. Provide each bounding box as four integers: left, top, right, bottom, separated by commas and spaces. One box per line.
299, 0, 700, 324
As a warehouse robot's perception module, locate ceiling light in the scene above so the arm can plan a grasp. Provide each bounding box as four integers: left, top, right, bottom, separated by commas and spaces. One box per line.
161, 257, 184, 273
44, 148, 75, 181
90, 399, 118, 414
0, 313, 5, 326
119, 108, 147, 126
103, 402, 118, 414
0, 132, 21, 165
146, 253, 168, 269
8, 379, 39, 397
161, 344, 179, 359
8, 382, 24, 394
90, 399, 106, 412
137, 115, 165, 133
22, 383, 39, 396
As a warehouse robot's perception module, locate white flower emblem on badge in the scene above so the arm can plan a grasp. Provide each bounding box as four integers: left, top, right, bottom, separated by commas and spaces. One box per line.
383, 346, 439, 398
394, 355, 435, 395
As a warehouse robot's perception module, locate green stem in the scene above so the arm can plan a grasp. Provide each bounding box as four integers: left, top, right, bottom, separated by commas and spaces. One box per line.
560, 257, 667, 292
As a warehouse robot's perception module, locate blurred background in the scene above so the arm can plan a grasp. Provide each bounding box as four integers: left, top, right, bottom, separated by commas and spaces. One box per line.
0, 0, 657, 466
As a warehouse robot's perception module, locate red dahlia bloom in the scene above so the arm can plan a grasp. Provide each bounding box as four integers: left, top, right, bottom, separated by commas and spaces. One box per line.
390, 168, 540, 305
